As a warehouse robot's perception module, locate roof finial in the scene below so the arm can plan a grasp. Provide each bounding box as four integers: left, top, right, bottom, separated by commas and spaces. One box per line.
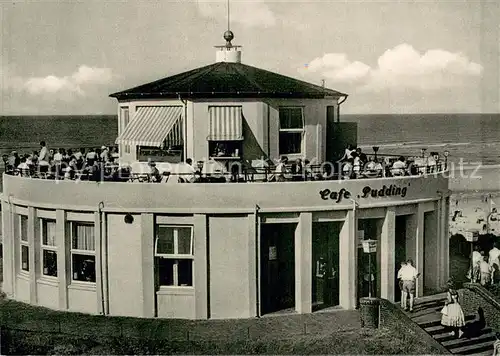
223, 0, 234, 48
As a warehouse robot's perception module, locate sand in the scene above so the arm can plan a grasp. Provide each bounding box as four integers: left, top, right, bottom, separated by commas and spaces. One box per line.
449, 165, 500, 236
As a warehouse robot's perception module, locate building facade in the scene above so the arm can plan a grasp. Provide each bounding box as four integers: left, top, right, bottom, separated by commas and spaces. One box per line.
1, 174, 450, 319
0, 32, 450, 319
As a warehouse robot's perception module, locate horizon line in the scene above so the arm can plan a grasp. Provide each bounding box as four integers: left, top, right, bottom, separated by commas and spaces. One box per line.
1, 112, 499, 117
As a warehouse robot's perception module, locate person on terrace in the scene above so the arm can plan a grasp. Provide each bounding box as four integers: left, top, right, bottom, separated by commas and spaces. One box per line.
100, 146, 110, 162
291, 158, 303, 181
337, 144, 355, 162
274, 156, 290, 182
148, 161, 161, 183
391, 156, 407, 176
39, 141, 48, 161
341, 158, 354, 179
356, 147, 368, 165
86, 147, 97, 166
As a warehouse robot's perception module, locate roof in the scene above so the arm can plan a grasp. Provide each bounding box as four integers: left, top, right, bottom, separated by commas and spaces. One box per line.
109, 62, 347, 100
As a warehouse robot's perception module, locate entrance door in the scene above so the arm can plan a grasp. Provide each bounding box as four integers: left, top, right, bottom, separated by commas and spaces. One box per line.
260, 223, 296, 314
394, 215, 407, 302
312, 222, 340, 310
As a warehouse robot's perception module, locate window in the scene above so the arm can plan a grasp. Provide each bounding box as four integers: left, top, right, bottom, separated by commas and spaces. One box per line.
137, 145, 183, 163
155, 226, 193, 287
70, 223, 95, 283
279, 107, 304, 155
124, 144, 131, 154
41, 219, 57, 277
19, 215, 29, 272
120, 107, 130, 131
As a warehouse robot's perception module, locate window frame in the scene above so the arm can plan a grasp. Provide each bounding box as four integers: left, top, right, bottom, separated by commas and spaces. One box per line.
40, 218, 57, 278
278, 107, 305, 156
19, 215, 29, 273
155, 225, 194, 287
70, 222, 96, 284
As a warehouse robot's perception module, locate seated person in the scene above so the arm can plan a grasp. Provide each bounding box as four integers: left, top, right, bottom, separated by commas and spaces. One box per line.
352, 152, 361, 177
391, 156, 407, 176
356, 147, 368, 165
201, 159, 228, 182
177, 158, 197, 183
148, 161, 161, 182
274, 156, 290, 182
363, 157, 383, 177
341, 158, 354, 179
290, 158, 303, 181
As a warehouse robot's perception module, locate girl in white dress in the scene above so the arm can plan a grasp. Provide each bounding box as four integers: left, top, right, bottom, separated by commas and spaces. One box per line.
441, 282, 465, 338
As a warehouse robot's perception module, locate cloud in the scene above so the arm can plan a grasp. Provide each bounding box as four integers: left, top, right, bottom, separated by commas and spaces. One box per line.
23, 65, 113, 96
196, 0, 276, 28
302, 44, 483, 91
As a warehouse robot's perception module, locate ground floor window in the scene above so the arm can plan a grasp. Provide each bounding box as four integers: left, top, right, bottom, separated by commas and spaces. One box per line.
19, 215, 29, 272
155, 225, 193, 287
70, 222, 95, 283
41, 219, 57, 277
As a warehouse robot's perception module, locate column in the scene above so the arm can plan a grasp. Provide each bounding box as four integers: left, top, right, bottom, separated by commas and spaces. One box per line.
339, 210, 357, 309
380, 207, 396, 301
193, 214, 208, 319
295, 212, 312, 314
101, 212, 109, 315
56, 209, 68, 310
94, 212, 103, 315
28, 207, 37, 304
247, 213, 257, 317
1, 200, 14, 296
141, 213, 155, 318
406, 204, 424, 297
440, 197, 450, 286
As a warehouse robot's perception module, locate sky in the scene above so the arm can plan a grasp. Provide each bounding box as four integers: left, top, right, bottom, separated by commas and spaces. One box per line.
0, 0, 499, 115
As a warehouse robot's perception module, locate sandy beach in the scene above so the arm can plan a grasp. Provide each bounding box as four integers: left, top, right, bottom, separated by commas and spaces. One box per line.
449, 165, 500, 236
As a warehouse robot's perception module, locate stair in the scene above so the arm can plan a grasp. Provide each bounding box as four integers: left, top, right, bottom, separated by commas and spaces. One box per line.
404, 294, 495, 355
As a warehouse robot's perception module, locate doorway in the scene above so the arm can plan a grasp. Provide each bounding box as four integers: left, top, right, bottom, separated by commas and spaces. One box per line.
260, 223, 296, 315
312, 222, 341, 310
394, 215, 408, 302
357, 218, 382, 299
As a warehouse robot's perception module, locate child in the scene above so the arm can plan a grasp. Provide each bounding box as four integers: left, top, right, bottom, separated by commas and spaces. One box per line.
441, 281, 465, 338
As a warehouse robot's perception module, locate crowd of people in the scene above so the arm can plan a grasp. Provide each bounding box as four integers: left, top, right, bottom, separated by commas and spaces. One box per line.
2, 141, 120, 181
467, 242, 500, 286
2, 141, 446, 184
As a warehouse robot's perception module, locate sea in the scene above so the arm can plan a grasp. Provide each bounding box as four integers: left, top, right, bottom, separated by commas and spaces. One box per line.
0, 113, 499, 193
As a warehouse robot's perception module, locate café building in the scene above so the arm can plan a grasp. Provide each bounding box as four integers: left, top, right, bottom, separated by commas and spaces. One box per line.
0, 32, 450, 319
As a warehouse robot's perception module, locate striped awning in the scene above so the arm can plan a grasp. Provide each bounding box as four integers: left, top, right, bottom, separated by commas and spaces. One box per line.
115, 106, 183, 147
208, 106, 243, 141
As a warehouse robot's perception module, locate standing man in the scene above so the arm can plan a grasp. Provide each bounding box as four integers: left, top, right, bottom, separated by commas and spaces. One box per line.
398, 259, 419, 312
397, 261, 407, 308
489, 242, 500, 282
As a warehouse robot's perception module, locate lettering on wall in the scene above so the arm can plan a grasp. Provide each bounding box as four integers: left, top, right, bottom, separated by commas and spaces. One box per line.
318, 184, 410, 203
319, 188, 351, 203
361, 184, 409, 199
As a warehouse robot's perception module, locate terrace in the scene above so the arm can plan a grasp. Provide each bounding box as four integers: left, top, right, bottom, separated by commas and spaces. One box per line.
2, 149, 449, 184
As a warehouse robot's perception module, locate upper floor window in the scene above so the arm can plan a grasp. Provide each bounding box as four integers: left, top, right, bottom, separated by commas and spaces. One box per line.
120, 107, 130, 132
279, 107, 304, 155
155, 226, 193, 287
